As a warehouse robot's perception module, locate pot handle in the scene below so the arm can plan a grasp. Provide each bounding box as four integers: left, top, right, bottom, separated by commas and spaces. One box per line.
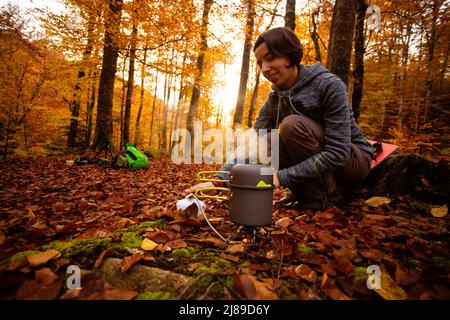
197, 171, 230, 183
195, 186, 230, 201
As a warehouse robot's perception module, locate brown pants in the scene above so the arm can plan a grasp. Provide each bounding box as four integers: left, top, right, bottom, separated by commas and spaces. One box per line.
277, 115, 372, 201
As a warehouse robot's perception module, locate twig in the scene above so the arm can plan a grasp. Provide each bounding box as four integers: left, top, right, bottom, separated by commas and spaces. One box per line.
198, 281, 220, 300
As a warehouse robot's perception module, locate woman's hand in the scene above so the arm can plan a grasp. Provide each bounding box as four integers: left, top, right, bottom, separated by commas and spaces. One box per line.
184, 181, 214, 194
273, 172, 281, 189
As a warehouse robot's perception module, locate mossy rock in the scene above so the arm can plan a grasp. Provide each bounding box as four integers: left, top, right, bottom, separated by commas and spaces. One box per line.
41, 237, 112, 260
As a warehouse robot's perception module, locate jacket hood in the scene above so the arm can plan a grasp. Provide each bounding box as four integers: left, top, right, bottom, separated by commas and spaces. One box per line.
272, 62, 330, 96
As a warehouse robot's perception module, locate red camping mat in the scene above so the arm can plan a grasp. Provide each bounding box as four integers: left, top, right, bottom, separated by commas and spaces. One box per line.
368, 140, 400, 169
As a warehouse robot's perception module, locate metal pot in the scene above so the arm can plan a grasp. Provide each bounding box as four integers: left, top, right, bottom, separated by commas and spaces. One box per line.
196, 164, 274, 227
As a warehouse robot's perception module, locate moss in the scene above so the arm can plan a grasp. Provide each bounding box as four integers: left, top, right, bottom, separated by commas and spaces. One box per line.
121, 220, 164, 234
297, 243, 315, 254
352, 266, 368, 283
431, 255, 450, 269
112, 232, 143, 249
172, 247, 197, 258
2, 250, 41, 264
41, 238, 112, 259
134, 291, 175, 300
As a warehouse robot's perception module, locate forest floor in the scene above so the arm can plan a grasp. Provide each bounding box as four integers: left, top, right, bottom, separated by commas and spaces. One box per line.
0, 155, 449, 300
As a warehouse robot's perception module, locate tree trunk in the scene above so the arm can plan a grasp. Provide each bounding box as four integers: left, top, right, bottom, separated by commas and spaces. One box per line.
424, 0, 441, 122
149, 70, 159, 147
123, 24, 138, 145
92, 0, 123, 150
67, 14, 95, 148
284, 0, 296, 31
398, 19, 412, 131
134, 46, 148, 146
84, 71, 97, 149
326, 0, 356, 87
310, 9, 322, 63
233, 0, 255, 128
186, 0, 214, 139
350, 0, 368, 123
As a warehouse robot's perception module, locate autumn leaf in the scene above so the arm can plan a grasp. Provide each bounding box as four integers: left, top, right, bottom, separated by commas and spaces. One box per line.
141, 238, 158, 251
35, 268, 59, 286
27, 249, 61, 266
94, 248, 114, 270
365, 196, 391, 207
120, 253, 144, 272
164, 239, 187, 249
431, 205, 447, 218
373, 267, 407, 300
294, 264, 317, 283
234, 274, 278, 300
226, 243, 245, 253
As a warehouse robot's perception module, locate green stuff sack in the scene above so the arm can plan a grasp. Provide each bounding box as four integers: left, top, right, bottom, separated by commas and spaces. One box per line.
123, 143, 149, 170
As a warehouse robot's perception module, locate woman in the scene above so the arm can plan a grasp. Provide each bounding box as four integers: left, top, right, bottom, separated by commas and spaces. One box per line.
186, 27, 374, 210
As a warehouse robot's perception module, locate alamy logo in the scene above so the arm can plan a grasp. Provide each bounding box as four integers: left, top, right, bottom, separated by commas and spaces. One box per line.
171, 121, 279, 175
66, 265, 81, 289
366, 265, 381, 289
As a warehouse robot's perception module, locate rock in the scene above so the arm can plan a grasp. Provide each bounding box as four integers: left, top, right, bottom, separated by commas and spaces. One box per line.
99, 258, 192, 294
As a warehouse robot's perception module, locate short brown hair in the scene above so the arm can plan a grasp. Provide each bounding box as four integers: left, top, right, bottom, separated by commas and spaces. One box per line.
253, 27, 303, 69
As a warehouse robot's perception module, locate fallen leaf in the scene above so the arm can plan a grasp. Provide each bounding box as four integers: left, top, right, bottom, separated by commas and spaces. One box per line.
365, 196, 391, 207
431, 205, 448, 218
35, 268, 58, 286
359, 248, 384, 262
295, 264, 317, 283
234, 274, 277, 300
59, 288, 82, 300
321, 273, 328, 288
94, 248, 114, 270
226, 243, 245, 253
141, 238, 158, 251
374, 267, 407, 300
219, 252, 239, 263
0, 230, 6, 246
120, 253, 144, 272
332, 247, 357, 260
164, 239, 187, 249
321, 278, 351, 300
275, 217, 293, 229
16, 279, 61, 300
395, 265, 420, 287
27, 206, 36, 223
27, 249, 61, 266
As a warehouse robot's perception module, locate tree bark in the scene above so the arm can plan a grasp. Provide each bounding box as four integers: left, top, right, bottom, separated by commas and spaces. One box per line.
350, 0, 368, 123
123, 24, 138, 145
67, 14, 95, 148
326, 0, 356, 87
92, 0, 123, 150
134, 46, 147, 146
284, 0, 296, 31
84, 71, 97, 149
186, 0, 213, 139
233, 0, 255, 128
310, 9, 322, 63
149, 69, 159, 148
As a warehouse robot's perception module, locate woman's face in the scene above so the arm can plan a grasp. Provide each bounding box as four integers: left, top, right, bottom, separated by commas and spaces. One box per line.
254, 42, 298, 90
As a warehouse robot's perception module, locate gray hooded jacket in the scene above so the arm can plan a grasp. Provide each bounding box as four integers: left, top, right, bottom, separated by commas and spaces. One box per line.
220, 63, 374, 187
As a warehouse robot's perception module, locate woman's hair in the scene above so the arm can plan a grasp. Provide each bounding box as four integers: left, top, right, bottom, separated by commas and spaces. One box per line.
253, 27, 303, 69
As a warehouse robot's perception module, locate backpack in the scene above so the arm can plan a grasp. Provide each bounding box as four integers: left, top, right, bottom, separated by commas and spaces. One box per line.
116, 143, 148, 170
